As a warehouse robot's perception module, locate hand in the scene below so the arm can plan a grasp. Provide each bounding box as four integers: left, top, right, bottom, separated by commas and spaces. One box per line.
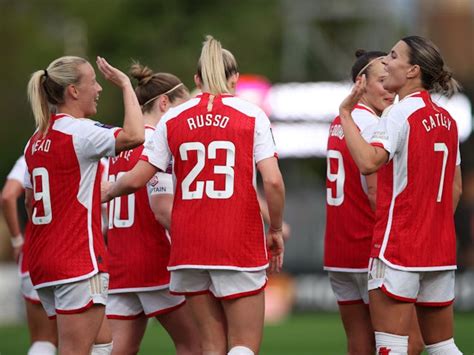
96, 56, 131, 89
13, 246, 22, 263
101, 181, 114, 203
339, 74, 366, 119
267, 227, 284, 273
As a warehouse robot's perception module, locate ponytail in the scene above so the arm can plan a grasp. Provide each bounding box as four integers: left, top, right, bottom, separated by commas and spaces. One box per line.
197, 35, 238, 95
27, 71, 51, 133
432, 67, 461, 98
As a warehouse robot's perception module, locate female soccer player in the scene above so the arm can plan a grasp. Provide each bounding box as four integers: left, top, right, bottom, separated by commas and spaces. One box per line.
1, 155, 57, 355
106, 62, 200, 354
24, 55, 144, 355
339, 36, 462, 355
102, 35, 285, 355
324, 49, 394, 354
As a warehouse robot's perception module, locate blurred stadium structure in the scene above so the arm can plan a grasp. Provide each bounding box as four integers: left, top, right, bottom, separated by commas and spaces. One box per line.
1, 0, 474, 324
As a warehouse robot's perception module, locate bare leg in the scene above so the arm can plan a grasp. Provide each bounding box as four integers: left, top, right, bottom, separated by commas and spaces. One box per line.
408, 307, 424, 355
338, 303, 374, 354
221, 292, 265, 354
369, 289, 414, 335
156, 303, 201, 354
109, 316, 148, 355
57, 305, 105, 355
416, 304, 454, 345
186, 293, 227, 355
25, 300, 58, 346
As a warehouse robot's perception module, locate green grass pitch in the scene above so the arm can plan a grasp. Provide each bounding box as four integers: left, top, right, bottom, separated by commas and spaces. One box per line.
0, 312, 472, 354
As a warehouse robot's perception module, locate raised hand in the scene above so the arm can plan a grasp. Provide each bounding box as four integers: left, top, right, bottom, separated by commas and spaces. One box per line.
96, 56, 131, 89
339, 74, 367, 119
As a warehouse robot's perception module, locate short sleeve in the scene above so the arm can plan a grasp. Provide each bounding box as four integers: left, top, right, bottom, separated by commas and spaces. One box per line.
141, 118, 171, 171
254, 110, 277, 163
7, 156, 27, 186
81, 120, 120, 160
23, 168, 32, 189
147, 172, 174, 196
370, 107, 406, 161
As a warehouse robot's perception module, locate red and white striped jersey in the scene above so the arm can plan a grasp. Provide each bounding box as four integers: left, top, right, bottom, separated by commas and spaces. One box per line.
6, 155, 31, 276
324, 104, 378, 272
370, 91, 460, 271
141, 93, 277, 271
24, 113, 120, 288
107, 126, 173, 292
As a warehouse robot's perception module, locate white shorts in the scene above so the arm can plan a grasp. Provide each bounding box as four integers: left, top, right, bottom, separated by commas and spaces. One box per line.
368, 258, 455, 306
106, 289, 185, 320
328, 271, 368, 305
170, 269, 267, 300
20, 274, 41, 305
36, 273, 109, 318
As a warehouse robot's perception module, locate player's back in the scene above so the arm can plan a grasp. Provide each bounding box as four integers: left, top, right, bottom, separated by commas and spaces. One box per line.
24, 114, 107, 287
372, 91, 459, 269
165, 93, 266, 270
324, 105, 377, 271
107, 126, 171, 291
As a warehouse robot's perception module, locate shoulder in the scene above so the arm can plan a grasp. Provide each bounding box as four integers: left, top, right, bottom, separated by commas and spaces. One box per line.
222, 96, 266, 118
385, 95, 426, 123
161, 97, 201, 125
352, 107, 378, 131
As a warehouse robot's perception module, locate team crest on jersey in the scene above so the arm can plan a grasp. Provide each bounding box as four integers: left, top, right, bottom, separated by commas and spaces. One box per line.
94, 122, 115, 129
149, 174, 160, 187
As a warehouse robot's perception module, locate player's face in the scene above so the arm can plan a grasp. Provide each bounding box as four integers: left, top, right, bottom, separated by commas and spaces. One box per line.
364, 60, 395, 115
75, 62, 103, 117
382, 41, 412, 93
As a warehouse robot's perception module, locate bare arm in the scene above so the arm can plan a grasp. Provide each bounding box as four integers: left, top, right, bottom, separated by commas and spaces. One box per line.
102, 160, 158, 202
149, 194, 173, 232
453, 165, 462, 213
364, 173, 377, 212
339, 75, 388, 174
257, 191, 291, 240
1, 179, 25, 258
257, 157, 285, 272
96, 57, 144, 153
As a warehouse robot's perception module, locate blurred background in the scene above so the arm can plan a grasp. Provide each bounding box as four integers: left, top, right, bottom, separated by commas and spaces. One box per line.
0, 0, 473, 353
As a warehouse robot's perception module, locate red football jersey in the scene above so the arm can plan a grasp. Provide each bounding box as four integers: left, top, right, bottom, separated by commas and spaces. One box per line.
324, 104, 378, 271
107, 126, 173, 292
24, 113, 119, 288
141, 93, 277, 270
370, 91, 460, 270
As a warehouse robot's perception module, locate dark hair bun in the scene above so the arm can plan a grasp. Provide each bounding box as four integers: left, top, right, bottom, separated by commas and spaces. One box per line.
129, 62, 154, 86
355, 49, 367, 58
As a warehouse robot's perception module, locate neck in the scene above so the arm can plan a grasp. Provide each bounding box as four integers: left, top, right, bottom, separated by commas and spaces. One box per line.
397, 80, 425, 100
143, 111, 161, 127
358, 97, 380, 116
57, 104, 85, 118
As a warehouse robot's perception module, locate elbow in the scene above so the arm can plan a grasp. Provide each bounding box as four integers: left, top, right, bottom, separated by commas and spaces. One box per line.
359, 161, 379, 176
262, 175, 285, 192
1, 191, 15, 208
125, 134, 145, 150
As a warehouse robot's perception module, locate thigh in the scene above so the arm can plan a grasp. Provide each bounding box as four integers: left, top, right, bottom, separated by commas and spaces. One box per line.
57, 305, 105, 355
186, 293, 227, 353
210, 270, 267, 299
108, 316, 148, 354
416, 303, 454, 345
221, 291, 265, 353
338, 303, 374, 354
25, 300, 58, 344
139, 289, 185, 317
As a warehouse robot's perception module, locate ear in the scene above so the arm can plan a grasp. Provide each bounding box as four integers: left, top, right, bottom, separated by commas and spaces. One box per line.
194, 74, 202, 90
407, 64, 421, 79
66, 84, 79, 100
227, 72, 239, 94
158, 95, 170, 112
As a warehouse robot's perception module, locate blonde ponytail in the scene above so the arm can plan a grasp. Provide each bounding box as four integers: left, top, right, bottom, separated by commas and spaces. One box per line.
197, 35, 238, 95
27, 71, 51, 133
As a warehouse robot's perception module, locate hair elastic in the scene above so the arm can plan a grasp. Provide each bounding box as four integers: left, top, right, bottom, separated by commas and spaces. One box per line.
141, 83, 184, 107
43, 69, 49, 78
